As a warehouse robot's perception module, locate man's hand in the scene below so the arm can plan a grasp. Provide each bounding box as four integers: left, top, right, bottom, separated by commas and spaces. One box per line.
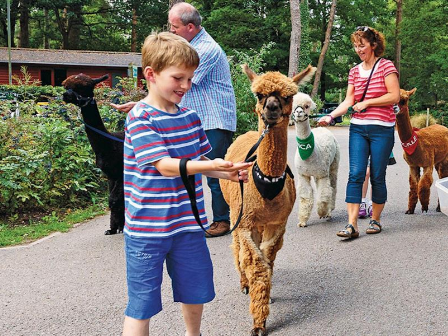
110, 101, 137, 113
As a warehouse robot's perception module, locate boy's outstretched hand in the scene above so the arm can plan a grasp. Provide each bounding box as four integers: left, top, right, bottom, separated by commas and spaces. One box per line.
212, 159, 252, 183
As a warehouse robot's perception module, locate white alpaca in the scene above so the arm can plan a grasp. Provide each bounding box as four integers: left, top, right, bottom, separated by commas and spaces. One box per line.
291, 93, 340, 227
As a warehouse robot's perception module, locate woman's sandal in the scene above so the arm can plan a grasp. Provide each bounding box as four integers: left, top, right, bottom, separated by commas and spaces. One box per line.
336, 224, 359, 239
366, 219, 382, 234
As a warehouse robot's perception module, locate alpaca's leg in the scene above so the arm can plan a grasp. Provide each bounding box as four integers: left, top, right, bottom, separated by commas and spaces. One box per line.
105, 179, 125, 235
418, 166, 434, 213
232, 230, 249, 294
260, 224, 285, 271
406, 166, 420, 214
238, 229, 271, 335
329, 154, 339, 211
297, 174, 314, 227
315, 176, 333, 219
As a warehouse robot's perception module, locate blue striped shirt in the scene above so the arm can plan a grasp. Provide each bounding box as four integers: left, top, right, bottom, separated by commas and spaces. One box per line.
180, 28, 237, 132
123, 102, 212, 237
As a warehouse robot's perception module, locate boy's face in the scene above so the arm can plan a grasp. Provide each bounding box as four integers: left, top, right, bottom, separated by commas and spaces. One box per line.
146, 65, 195, 106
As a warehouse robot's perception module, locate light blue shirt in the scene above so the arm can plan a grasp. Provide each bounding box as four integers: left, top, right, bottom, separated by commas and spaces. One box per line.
181, 28, 237, 132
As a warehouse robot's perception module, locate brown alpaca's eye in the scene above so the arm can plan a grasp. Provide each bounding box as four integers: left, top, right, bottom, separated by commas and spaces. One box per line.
256, 93, 264, 101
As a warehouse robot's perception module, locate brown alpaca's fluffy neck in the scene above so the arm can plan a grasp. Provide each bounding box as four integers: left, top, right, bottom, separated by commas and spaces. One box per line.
396, 103, 414, 143
256, 118, 289, 177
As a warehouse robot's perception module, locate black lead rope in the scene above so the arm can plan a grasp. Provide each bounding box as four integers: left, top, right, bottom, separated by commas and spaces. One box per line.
179, 124, 270, 237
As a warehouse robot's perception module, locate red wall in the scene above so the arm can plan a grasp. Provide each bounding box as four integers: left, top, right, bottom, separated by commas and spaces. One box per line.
0, 64, 144, 88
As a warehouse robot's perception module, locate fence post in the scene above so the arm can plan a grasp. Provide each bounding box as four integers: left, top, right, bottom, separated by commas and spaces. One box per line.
426, 108, 430, 127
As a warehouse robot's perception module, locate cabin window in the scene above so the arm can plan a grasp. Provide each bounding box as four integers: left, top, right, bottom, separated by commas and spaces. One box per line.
41, 70, 52, 86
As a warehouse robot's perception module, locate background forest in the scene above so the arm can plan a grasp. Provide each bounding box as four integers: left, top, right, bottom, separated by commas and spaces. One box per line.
0, 0, 446, 108
0, 0, 447, 239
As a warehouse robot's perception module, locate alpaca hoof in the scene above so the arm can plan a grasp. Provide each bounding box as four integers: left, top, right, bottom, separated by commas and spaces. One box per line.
251, 327, 267, 336
242, 286, 249, 295
269, 297, 274, 304
297, 222, 307, 228
104, 229, 117, 235
436, 205, 441, 212
405, 209, 415, 214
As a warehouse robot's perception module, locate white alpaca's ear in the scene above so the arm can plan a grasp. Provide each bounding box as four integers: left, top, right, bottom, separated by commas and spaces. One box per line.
311, 100, 317, 111
241, 64, 257, 83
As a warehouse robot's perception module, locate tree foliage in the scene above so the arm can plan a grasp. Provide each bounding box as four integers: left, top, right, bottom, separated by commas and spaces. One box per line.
0, 0, 446, 108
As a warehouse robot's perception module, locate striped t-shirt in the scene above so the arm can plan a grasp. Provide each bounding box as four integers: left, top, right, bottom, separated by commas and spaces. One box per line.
348, 58, 398, 124
181, 28, 237, 132
123, 102, 212, 238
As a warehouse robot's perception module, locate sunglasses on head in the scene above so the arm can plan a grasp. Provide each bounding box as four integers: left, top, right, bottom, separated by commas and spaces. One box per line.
356, 26, 371, 32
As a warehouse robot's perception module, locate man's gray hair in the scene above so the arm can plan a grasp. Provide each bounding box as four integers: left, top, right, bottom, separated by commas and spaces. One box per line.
172, 3, 202, 27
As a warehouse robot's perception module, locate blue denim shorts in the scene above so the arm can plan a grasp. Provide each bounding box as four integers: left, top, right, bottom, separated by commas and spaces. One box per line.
124, 232, 215, 320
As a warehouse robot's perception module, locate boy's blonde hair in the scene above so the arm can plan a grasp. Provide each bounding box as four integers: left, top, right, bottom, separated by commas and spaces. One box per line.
141, 32, 199, 73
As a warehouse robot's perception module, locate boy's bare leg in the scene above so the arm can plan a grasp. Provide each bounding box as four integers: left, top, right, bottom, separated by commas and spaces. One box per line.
122, 316, 150, 336
182, 303, 203, 336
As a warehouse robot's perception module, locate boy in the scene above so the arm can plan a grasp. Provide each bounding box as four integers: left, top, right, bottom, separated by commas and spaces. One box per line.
122, 32, 251, 336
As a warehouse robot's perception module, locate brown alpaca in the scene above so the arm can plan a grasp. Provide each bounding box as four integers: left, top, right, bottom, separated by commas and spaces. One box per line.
220, 64, 316, 336
396, 88, 448, 213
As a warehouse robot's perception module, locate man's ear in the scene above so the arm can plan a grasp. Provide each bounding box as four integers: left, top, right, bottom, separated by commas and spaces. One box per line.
144, 66, 155, 82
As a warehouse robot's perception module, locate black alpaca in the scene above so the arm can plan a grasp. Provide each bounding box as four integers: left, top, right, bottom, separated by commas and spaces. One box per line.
62, 74, 124, 235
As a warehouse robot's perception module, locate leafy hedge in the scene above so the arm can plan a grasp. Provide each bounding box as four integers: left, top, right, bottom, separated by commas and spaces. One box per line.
0, 46, 272, 218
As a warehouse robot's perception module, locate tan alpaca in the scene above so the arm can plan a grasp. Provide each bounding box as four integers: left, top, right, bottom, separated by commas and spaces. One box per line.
220, 64, 316, 336
396, 88, 448, 213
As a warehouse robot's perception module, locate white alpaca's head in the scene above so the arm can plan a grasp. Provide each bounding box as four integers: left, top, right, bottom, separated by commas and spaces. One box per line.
291, 92, 316, 123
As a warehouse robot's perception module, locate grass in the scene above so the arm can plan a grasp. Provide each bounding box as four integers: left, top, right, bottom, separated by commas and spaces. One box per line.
0, 201, 108, 248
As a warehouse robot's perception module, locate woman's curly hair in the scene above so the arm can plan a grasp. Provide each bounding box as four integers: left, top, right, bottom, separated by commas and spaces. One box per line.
351, 27, 386, 57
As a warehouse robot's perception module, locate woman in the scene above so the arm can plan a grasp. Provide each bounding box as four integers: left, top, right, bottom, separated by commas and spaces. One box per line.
319, 26, 400, 239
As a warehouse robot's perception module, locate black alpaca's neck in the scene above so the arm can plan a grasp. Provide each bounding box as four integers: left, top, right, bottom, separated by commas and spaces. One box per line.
81, 101, 115, 154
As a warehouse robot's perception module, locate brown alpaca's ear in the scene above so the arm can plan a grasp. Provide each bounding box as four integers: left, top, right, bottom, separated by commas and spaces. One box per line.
292, 65, 317, 86
241, 64, 257, 83
408, 88, 417, 96
93, 74, 109, 85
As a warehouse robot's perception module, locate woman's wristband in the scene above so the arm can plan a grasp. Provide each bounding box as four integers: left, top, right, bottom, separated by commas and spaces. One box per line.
328, 114, 334, 122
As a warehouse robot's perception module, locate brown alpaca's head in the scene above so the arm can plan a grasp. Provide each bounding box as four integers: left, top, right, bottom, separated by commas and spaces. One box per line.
398, 88, 417, 110
242, 64, 316, 126
62, 74, 109, 106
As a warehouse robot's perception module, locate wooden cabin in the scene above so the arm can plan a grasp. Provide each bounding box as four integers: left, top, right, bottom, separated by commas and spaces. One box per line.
0, 47, 143, 87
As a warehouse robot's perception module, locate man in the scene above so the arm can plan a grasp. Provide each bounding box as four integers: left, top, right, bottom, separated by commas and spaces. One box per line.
169, 3, 236, 236
113, 3, 237, 236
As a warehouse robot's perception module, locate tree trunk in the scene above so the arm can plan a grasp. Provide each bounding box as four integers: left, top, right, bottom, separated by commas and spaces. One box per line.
19, 0, 30, 48
288, 0, 301, 77
169, 0, 184, 9
54, 6, 69, 49
67, 3, 82, 50
394, 0, 403, 75
44, 8, 49, 49
131, 7, 137, 52
311, 0, 337, 99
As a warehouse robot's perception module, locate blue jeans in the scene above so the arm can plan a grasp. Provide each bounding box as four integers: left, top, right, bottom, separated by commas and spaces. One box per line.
205, 129, 234, 222
346, 124, 395, 204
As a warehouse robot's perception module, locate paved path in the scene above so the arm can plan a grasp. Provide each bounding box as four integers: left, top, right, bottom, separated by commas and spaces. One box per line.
2, 127, 448, 336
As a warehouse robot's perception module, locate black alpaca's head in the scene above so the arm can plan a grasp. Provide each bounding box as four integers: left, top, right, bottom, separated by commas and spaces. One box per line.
62, 74, 109, 107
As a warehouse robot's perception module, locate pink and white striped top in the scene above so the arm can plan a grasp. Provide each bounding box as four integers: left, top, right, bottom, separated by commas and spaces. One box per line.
348, 58, 398, 124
